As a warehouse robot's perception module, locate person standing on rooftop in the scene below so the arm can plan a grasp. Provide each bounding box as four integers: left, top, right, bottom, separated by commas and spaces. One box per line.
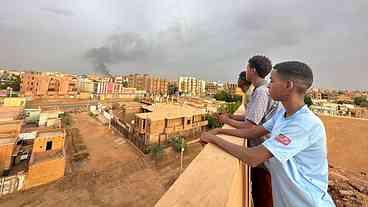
221, 71, 252, 122
219, 55, 277, 132
201, 61, 335, 207
218, 55, 278, 206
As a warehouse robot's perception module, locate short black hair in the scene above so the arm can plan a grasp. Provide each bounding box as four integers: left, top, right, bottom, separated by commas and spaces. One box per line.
238, 71, 251, 86
273, 61, 313, 94
248, 55, 272, 78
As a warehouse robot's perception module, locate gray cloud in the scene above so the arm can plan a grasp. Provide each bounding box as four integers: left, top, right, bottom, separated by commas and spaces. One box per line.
40, 7, 74, 17
1, 0, 368, 89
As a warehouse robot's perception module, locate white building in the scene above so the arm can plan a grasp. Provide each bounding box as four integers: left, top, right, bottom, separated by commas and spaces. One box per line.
78, 78, 95, 93
178, 76, 206, 96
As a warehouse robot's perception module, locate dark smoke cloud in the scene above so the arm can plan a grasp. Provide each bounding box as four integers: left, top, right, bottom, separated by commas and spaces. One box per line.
40, 7, 74, 17
85, 33, 151, 75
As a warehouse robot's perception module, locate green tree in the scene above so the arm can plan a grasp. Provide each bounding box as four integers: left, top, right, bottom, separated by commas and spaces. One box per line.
169, 136, 187, 153
304, 95, 313, 107
214, 90, 242, 103
214, 90, 229, 101
122, 80, 128, 87
206, 114, 223, 129
353, 96, 368, 106
218, 102, 242, 114
60, 113, 72, 127
150, 144, 164, 161
0, 75, 21, 91
168, 84, 178, 95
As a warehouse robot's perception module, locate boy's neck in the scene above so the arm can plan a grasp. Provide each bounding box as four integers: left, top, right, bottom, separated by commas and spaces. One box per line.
282, 96, 305, 117
252, 77, 265, 88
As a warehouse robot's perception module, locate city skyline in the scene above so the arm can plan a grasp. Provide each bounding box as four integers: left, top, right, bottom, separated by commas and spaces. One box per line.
1, 0, 368, 90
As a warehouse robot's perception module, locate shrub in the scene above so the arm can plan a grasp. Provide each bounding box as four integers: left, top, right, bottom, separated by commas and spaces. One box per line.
169, 136, 187, 153
150, 144, 164, 160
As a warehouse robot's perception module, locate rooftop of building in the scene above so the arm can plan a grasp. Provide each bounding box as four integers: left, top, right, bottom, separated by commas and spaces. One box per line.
136, 103, 206, 121
0, 106, 23, 121
121, 102, 147, 108
37, 129, 64, 138
0, 136, 17, 145
0, 120, 22, 138
30, 149, 64, 165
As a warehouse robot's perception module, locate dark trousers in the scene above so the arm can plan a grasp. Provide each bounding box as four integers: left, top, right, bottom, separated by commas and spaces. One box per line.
251, 167, 273, 207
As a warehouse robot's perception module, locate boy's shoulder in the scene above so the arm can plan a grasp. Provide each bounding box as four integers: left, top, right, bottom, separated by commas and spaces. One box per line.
253, 84, 269, 96
292, 106, 325, 132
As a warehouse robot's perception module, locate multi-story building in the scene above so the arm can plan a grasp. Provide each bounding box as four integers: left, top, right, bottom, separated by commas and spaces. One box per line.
133, 103, 208, 146
309, 88, 323, 100
78, 78, 95, 93
205, 81, 221, 96
20, 72, 79, 97
58, 76, 79, 95
94, 81, 145, 100
178, 76, 206, 96
224, 82, 243, 96
20, 72, 47, 96
114, 76, 128, 86
125, 74, 168, 95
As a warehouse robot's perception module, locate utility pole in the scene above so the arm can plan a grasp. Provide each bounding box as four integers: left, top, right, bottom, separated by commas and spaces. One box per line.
180, 138, 185, 174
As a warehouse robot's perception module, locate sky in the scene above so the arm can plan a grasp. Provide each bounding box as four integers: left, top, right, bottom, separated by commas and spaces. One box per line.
0, 0, 367, 89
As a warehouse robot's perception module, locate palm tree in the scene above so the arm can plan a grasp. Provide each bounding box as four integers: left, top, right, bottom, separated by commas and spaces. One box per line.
150, 144, 164, 166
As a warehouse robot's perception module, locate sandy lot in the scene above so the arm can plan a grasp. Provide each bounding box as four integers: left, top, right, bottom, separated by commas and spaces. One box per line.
321, 115, 368, 173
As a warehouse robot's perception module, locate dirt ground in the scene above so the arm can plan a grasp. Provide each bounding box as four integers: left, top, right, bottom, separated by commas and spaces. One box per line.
320, 115, 368, 173
0, 113, 202, 207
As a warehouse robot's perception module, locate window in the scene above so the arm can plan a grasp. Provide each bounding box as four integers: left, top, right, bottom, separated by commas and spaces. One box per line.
46, 141, 53, 151
187, 119, 191, 125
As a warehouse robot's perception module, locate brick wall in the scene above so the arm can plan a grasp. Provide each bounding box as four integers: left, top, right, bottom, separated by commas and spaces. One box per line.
24, 156, 65, 189
33, 135, 64, 153
0, 144, 14, 175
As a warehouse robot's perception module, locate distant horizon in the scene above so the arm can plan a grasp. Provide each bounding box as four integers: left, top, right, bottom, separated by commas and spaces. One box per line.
1, 65, 367, 91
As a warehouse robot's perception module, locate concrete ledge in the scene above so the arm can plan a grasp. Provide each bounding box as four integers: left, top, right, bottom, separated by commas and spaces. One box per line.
155, 107, 250, 207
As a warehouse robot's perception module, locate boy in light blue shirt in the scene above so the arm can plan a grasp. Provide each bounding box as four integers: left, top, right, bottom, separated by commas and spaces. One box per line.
201, 61, 335, 206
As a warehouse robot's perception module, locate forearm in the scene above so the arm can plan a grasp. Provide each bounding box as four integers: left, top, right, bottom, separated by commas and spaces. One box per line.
211, 135, 244, 159
229, 114, 245, 121
211, 136, 270, 167
223, 118, 249, 129
217, 126, 268, 140
217, 128, 248, 138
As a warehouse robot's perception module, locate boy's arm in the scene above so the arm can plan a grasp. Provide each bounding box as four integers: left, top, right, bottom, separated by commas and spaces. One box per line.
200, 133, 272, 167
229, 114, 245, 121
219, 113, 255, 129
208, 126, 269, 140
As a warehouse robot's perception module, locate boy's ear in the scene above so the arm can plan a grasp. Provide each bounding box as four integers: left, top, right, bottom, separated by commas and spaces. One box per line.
286, 80, 294, 90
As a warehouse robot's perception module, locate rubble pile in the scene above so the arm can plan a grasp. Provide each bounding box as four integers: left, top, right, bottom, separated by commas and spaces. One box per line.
328, 166, 368, 207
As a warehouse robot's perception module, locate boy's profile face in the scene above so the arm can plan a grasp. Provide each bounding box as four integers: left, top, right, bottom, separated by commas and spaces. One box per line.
238, 80, 250, 93
245, 64, 254, 82
268, 70, 290, 101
